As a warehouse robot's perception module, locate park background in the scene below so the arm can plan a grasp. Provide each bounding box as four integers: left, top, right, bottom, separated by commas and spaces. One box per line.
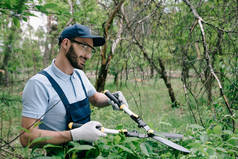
0, 0, 237, 158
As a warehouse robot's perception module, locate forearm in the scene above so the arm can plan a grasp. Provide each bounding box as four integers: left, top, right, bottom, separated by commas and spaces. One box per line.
20, 128, 72, 147
89, 92, 110, 107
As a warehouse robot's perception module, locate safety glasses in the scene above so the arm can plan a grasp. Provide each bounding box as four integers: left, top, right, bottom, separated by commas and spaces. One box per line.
70, 39, 96, 54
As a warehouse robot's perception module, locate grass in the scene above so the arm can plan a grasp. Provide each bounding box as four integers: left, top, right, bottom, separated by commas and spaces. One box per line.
92, 77, 194, 135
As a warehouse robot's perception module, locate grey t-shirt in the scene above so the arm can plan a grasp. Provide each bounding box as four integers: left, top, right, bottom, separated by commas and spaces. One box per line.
22, 60, 96, 131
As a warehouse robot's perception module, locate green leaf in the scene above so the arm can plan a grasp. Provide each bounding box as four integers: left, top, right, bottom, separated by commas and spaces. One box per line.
200, 134, 208, 143
140, 143, 149, 157
213, 125, 222, 135
227, 137, 238, 146
43, 144, 62, 149
124, 137, 140, 143
216, 147, 227, 153
44, 3, 58, 9
13, 17, 20, 28
35, 5, 46, 13
20, 127, 30, 133
206, 146, 216, 156
30, 137, 52, 145
113, 135, 121, 144
188, 142, 202, 148
67, 145, 95, 154
22, 16, 28, 22
67, 141, 80, 147
22, 12, 36, 17
189, 124, 205, 130
33, 121, 42, 128
114, 145, 134, 155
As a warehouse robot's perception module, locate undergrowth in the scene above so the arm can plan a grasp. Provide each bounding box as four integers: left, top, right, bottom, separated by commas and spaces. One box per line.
0, 78, 237, 158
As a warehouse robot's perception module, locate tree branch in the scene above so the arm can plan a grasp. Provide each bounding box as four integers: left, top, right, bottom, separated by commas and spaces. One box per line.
183, 0, 235, 132
66, 0, 74, 26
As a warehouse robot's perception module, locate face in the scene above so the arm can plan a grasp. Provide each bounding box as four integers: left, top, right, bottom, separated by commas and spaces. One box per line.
66, 38, 93, 70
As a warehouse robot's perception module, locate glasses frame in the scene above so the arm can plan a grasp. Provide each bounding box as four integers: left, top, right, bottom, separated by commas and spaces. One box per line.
69, 39, 95, 54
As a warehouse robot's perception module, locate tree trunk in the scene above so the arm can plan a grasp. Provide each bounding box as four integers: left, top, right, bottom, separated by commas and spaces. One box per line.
125, 60, 129, 81
150, 65, 154, 79
0, 0, 27, 86
150, 43, 155, 78
114, 72, 119, 87
132, 38, 180, 107
95, 63, 108, 92
95, 1, 125, 91
43, 16, 53, 66
0, 26, 16, 86
158, 57, 179, 107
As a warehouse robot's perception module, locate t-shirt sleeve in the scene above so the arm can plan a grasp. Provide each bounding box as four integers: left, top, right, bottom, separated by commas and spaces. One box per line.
78, 70, 96, 97
22, 78, 49, 119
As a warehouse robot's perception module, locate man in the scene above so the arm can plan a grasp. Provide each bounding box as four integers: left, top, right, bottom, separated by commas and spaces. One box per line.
20, 24, 128, 147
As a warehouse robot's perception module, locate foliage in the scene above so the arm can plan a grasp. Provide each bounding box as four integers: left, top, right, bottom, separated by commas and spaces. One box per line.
26, 124, 238, 159
1, 78, 238, 158
0, 0, 238, 158
184, 124, 238, 158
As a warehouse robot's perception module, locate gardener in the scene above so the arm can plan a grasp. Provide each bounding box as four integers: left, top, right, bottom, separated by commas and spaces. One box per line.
20, 24, 128, 147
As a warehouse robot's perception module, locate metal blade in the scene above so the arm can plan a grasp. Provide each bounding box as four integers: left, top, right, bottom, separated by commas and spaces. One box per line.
155, 132, 184, 139
152, 135, 190, 153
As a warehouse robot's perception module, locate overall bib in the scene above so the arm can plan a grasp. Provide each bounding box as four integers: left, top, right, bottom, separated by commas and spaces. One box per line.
39, 70, 91, 129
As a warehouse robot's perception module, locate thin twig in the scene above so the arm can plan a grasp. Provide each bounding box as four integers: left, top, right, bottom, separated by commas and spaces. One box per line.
183, 84, 198, 124
0, 100, 60, 148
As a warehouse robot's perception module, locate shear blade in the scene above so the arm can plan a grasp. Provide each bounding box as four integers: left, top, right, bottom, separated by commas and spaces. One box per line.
155, 132, 184, 139
152, 135, 190, 153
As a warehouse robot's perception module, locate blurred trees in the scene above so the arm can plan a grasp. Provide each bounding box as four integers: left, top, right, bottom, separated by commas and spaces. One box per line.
0, 0, 237, 130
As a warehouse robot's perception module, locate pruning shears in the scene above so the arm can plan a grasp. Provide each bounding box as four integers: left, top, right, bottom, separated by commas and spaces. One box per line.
103, 90, 190, 153
69, 90, 190, 153
69, 122, 183, 139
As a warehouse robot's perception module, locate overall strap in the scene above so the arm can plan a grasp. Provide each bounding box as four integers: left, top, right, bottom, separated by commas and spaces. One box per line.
75, 71, 88, 98
38, 70, 70, 106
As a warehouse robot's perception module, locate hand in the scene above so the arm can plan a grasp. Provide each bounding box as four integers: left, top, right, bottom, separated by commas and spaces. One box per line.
108, 91, 129, 110
70, 121, 106, 143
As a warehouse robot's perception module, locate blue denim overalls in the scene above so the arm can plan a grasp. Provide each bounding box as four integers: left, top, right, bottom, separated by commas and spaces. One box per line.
39, 70, 91, 129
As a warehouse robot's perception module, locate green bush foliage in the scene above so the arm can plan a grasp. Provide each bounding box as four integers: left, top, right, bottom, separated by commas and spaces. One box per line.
27, 124, 237, 159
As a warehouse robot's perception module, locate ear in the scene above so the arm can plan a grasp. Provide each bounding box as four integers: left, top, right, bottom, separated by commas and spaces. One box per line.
61, 38, 71, 52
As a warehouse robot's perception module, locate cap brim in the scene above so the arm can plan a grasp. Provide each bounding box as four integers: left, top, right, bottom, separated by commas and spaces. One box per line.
81, 35, 105, 47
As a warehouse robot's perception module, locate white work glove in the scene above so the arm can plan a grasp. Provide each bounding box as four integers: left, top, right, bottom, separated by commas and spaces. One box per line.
108, 91, 129, 110
70, 121, 106, 143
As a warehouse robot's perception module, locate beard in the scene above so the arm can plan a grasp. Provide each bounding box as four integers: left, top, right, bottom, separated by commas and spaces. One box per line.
66, 45, 83, 70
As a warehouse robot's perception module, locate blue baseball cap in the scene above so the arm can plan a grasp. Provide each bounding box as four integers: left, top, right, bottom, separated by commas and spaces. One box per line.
58, 24, 105, 47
